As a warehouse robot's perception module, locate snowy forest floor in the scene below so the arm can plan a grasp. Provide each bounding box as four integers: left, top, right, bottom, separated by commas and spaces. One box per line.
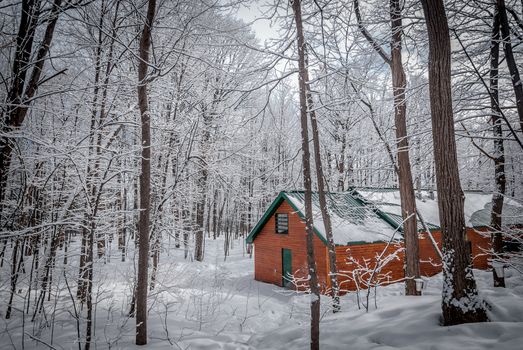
1, 237, 523, 350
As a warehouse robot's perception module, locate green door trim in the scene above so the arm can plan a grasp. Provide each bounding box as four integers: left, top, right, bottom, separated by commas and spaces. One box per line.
282, 248, 292, 288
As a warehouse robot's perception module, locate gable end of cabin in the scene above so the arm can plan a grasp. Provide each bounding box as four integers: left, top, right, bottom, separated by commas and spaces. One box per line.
247, 194, 329, 290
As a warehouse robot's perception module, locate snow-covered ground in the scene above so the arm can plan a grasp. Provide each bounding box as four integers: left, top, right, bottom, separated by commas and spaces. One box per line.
1, 238, 523, 349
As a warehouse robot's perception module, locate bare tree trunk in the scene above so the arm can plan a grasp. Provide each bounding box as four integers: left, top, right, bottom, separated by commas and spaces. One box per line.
0, 0, 63, 206
135, 0, 156, 345
194, 185, 207, 261
389, 0, 420, 296
291, 1, 320, 348
212, 189, 219, 239
306, 65, 341, 313
194, 107, 211, 261
182, 206, 190, 259
150, 231, 161, 290
5, 238, 21, 319
490, 8, 506, 288
121, 185, 127, 262
84, 222, 95, 350
354, 0, 420, 295
78, 0, 117, 305
421, 0, 488, 325
0, 239, 7, 267
77, 225, 88, 303
498, 0, 523, 131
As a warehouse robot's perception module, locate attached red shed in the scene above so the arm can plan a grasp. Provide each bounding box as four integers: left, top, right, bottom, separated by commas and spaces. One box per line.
245, 189, 517, 294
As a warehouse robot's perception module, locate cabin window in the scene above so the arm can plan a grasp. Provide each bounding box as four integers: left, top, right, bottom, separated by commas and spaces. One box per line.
275, 213, 288, 234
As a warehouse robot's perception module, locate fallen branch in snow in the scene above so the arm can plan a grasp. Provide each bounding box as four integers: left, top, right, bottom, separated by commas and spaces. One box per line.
25, 332, 58, 350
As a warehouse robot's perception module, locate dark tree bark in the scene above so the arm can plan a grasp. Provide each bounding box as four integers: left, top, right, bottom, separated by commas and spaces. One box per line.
120, 184, 128, 262
490, 7, 506, 288
0, 0, 63, 206
77, 0, 107, 305
194, 121, 209, 261
291, 0, 320, 348
309, 104, 341, 313
421, 0, 488, 325
5, 238, 21, 319
389, 0, 420, 296
84, 221, 95, 350
354, 0, 420, 295
305, 62, 340, 313
136, 0, 156, 345
498, 0, 523, 131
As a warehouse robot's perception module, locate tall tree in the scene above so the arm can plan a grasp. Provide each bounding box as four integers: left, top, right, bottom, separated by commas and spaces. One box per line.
0, 0, 63, 210
291, 0, 321, 348
497, 0, 523, 131
420, 0, 488, 325
307, 1, 341, 312
136, 0, 157, 345
489, 5, 506, 288
353, 0, 420, 295
309, 89, 341, 312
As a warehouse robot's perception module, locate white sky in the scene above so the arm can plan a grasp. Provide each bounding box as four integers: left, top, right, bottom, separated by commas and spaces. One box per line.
235, 2, 280, 43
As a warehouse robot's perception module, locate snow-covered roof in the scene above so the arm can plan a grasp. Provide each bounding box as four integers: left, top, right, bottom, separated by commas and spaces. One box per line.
246, 191, 400, 246
246, 189, 523, 247
356, 188, 523, 228
285, 192, 400, 245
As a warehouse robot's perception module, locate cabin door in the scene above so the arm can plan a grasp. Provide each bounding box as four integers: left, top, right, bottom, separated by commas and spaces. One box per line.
282, 248, 292, 288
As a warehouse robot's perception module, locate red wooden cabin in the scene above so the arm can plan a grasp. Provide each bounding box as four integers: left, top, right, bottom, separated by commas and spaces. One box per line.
246, 189, 521, 294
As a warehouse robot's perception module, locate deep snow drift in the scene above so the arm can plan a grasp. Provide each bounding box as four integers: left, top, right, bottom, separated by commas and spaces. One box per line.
1, 237, 522, 349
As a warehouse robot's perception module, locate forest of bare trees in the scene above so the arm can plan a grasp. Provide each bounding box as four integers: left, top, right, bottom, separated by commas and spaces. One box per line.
1, 0, 522, 349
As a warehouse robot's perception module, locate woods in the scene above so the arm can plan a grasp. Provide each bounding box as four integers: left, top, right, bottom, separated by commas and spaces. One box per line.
1, 0, 523, 349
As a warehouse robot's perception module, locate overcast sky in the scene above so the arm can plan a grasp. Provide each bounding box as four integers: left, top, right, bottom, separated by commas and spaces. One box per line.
235, 2, 280, 43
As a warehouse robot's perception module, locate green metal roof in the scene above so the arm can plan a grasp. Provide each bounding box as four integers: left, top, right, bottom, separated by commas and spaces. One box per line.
351, 189, 441, 232
287, 191, 369, 225
381, 211, 440, 231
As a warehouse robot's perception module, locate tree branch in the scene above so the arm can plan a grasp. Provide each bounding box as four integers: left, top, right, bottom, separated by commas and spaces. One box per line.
353, 0, 392, 65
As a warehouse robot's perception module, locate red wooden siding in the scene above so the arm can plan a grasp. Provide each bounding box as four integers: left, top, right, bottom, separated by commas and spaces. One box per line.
418, 231, 443, 276
335, 229, 491, 293
467, 227, 491, 269
335, 242, 405, 293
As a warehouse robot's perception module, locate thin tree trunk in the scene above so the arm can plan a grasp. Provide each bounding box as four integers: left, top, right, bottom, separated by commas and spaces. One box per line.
194, 189, 207, 261
421, 0, 488, 325
0, 0, 63, 205
183, 206, 190, 259
389, 0, 420, 296
150, 232, 161, 290
194, 109, 211, 261
135, 0, 156, 345
84, 222, 95, 350
0, 0, 40, 205
121, 185, 127, 262
291, 1, 320, 348
5, 239, 21, 319
306, 68, 341, 313
498, 0, 523, 131
212, 189, 219, 239
354, 0, 420, 295
490, 7, 506, 288
0, 239, 7, 267
77, 0, 107, 302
